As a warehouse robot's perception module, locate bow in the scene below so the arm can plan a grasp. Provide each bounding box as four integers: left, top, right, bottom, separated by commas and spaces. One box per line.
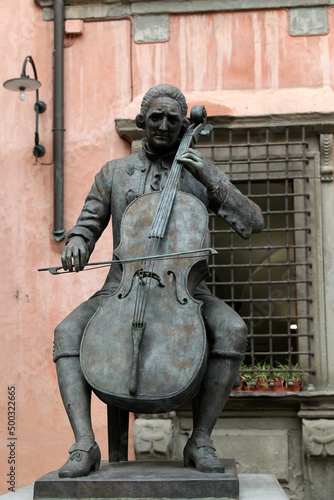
38, 248, 218, 275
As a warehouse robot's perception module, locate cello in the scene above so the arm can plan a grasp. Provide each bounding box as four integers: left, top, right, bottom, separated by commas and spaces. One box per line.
80, 106, 213, 413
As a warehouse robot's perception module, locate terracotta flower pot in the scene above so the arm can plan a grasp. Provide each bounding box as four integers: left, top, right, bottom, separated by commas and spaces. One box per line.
269, 378, 286, 392
256, 378, 270, 391
244, 381, 258, 392
286, 380, 302, 392
232, 379, 245, 391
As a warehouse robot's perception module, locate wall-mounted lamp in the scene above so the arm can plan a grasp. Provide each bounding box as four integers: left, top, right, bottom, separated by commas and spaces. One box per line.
3, 55, 46, 164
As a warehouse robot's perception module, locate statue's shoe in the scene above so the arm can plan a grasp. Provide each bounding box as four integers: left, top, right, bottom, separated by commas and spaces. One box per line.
183, 437, 225, 473
58, 442, 101, 478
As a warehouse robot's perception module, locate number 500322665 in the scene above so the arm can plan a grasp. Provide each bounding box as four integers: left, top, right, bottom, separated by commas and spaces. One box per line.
8, 387, 16, 436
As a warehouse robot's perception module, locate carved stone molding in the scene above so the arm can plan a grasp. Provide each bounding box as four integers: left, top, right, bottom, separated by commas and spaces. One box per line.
131, 140, 143, 154
320, 133, 334, 182
134, 417, 174, 460
303, 419, 334, 457
34, 1, 333, 21
115, 114, 334, 147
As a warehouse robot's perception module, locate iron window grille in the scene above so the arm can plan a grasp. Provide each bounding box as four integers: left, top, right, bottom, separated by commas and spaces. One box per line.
197, 125, 314, 391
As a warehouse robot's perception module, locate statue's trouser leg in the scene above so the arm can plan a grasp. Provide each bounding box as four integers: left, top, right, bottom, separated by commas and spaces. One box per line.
184, 285, 247, 472
184, 356, 244, 473
56, 356, 95, 449
191, 356, 242, 441
53, 296, 101, 477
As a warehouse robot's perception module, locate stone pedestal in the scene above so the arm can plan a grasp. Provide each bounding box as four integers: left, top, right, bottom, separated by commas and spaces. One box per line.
33, 460, 239, 499
0, 474, 289, 500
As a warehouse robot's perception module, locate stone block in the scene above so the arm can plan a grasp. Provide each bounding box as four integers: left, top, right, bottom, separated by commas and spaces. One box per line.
134, 418, 174, 459
134, 15, 169, 43
303, 419, 334, 457
211, 429, 289, 481
65, 19, 84, 35
290, 7, 328, 36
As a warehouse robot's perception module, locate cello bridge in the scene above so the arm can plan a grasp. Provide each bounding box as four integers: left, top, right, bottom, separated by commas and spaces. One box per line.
136, 269, 165, 288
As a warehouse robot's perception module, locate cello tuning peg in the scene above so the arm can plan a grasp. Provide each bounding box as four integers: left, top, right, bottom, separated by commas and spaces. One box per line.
200, 124, 213, 136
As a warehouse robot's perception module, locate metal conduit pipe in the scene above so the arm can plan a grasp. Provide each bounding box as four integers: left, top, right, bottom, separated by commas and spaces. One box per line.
52, 0, 66, 241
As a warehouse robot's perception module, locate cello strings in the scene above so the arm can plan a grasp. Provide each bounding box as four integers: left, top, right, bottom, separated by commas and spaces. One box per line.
135, 172, 179, 321
157, 164, 182, 236
133, 236, 160, 325
136, 241, 160, 324
133, 230, 159, 323
154, 159, 186, 235
133, 239, 152, 325
149, 131, 189, 237
150, 164, 181, 239
133, 167, 178, 323
134, 165, 187, 321
132, 127, 192, 326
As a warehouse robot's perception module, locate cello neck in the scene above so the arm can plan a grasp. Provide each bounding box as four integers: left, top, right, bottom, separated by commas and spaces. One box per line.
149, 122, 201, 240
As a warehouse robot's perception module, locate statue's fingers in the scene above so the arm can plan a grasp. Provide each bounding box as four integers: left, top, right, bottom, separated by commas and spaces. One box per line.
182, 156, 204, 169
68, 253, 74, 273
178, 151, 203, 164
73, 248, 82, 273
180, 149, 203, 161
177, 151, 195, 159
186, 148, 202, 157
178, 157, 198, 168
61, 248, 73, 272
61, 249, 68, 270
79, 246, 88, 270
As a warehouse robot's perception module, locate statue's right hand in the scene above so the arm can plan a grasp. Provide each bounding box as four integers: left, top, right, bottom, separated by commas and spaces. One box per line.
61, 236, 89, 273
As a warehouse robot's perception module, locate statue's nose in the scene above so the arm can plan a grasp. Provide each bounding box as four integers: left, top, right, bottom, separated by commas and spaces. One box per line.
159, 117, 168, 130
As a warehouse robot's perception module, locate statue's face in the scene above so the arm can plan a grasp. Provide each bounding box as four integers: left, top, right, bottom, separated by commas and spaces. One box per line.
145, 97, 183, 150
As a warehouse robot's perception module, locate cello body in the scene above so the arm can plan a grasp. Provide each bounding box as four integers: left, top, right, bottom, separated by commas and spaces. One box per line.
80, 191, 209, 413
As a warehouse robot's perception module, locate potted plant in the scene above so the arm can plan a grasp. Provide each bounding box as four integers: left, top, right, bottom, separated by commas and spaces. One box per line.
271, 362, 290, 391
254, 360, 270, 391
233, 361, 250, 391
241, 361, 258, 391
286, 363, 302, 392
273, 362, 302, 392
233, 360, 303, 392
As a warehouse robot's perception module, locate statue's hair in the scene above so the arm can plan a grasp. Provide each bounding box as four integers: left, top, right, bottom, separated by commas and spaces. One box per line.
136, 84, 189, 130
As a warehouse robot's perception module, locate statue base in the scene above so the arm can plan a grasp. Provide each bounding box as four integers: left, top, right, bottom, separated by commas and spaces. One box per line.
33, 460, 239, 499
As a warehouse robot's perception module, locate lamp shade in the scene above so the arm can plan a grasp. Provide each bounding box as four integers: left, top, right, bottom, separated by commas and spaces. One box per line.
3, 76, 41, 92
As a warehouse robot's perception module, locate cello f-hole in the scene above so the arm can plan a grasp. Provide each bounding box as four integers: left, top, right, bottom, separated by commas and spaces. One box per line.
167, 270, 188, 305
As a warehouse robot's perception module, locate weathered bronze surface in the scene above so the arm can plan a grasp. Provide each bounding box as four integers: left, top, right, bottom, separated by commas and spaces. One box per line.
80, 191, 209, 413
52, 84, 264, 482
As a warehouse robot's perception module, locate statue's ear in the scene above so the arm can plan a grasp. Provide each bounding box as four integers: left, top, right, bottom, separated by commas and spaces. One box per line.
179, 117, 190, 136
135, 113, 145, 129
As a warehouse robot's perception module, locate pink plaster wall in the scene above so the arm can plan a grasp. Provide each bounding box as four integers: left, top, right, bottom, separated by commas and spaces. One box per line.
1, 1, 334, 493
132, 9, 334, 93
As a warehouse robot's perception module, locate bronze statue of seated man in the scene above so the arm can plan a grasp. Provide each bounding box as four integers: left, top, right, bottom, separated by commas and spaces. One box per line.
54, 84, 264, 478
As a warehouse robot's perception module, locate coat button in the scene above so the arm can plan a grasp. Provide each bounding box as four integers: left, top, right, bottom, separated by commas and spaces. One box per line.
126, 165, 134, 176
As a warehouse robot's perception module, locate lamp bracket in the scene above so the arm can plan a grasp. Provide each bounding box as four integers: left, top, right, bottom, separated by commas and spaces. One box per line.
34, 101, 47, 113
33, 144, 46, 158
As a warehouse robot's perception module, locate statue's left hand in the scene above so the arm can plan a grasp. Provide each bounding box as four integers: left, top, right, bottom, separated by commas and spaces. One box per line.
61, 236, 89, 273
176, 148, 212, 188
